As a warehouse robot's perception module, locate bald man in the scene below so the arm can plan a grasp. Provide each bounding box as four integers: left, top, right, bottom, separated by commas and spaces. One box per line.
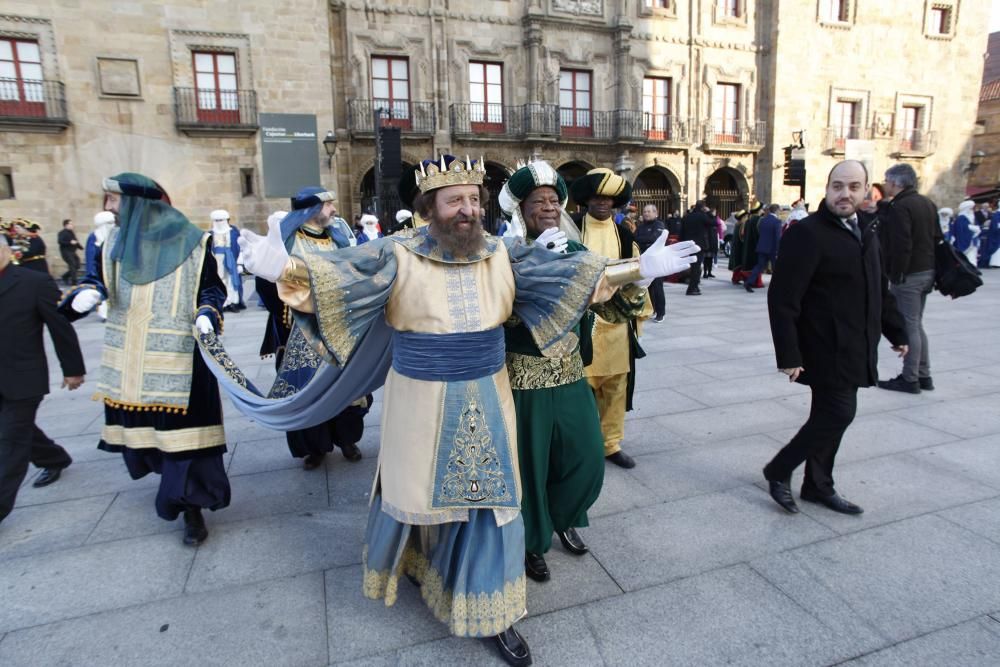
763, 161, 908, 516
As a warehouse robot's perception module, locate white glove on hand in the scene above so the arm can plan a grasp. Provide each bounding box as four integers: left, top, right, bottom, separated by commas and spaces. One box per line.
71, 289, 103, 314
195, 315, 214, 335
637, 233, 700, 287
534, 227, 569, 254
238, 217, 289, 283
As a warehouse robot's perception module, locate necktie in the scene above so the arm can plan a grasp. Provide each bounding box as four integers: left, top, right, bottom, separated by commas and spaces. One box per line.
846, 217, 861, 241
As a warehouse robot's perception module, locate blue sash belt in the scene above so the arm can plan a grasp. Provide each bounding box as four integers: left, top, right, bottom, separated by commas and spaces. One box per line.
392, 327, 505, 382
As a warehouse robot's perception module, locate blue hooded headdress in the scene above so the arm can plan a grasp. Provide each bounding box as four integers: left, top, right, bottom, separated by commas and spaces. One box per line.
104, 173, 205, 285
279, 187, 349, 250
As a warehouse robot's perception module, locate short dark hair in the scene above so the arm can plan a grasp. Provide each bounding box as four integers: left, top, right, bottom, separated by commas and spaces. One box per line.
414, 185, 490, 220
884, 163, 917, 190
768, 204, 780, 213
62, 219, 72, 226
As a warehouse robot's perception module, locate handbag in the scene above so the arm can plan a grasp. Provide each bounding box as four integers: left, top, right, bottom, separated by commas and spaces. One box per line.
934, 240, 982, 299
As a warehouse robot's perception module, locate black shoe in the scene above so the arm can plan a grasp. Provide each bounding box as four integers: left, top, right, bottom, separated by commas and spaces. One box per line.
303, 453, 326, 470
339, 442, 363, 462
32, 467, 64, 488
877, 374, 920, 394
764, 470, 799, 514
919, 376, 935, 391
492, 626, 532, 667
651, 315, 664, 324
744, 283, 754, 293
525, 552, 550, 582
686, 288, 702, 296
707, 272, 715, 278
182, 509, 208, 546
800, 490, 864, 515
557, 527, 588, 555
606, 450, 636, 469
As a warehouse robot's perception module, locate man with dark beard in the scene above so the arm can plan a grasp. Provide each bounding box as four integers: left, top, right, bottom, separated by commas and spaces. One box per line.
255, 186, 370, 469
225, 154, 698, 666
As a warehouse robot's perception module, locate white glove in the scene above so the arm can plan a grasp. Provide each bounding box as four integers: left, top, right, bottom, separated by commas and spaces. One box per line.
195, 315, 214, 335
71, 289, 103, 314
534, 227, 568, 254
238, 218, 289, 283
637, 233, 700, 287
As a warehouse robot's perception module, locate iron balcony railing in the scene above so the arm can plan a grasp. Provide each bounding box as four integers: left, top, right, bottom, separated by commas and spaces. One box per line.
449, 103, 562, 138
821, 125, 874, 152
173, 87, 258, 130
701, 119, 767, 148
892, 129, 936, 156
348, 99, 436, 134
0, 78, 69, 124
643, 114, 694, 144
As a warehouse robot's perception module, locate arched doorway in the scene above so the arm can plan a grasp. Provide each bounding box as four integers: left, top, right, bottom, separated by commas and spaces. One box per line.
557, 160, 594, 213
632, 166, 681, 220
703, 167, 749, 219
360, 162, 413, 230
482, 161, 511, 235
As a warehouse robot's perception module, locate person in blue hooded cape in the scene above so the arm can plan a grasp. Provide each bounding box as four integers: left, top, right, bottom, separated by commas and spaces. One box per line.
254, 187, 370, 470
197, 155, 699, 666
60, 172, 229, 547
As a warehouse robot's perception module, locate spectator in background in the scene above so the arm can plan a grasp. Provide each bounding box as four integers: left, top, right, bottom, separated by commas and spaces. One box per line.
635, 204, 667, 322
744, 204, 782, 293
57, 219, 82, 286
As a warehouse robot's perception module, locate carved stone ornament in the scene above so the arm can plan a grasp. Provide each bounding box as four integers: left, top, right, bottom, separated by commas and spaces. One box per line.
552, 0, 603, 16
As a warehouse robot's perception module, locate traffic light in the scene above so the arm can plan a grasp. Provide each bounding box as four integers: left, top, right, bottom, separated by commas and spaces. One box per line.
783, 146, 805, 186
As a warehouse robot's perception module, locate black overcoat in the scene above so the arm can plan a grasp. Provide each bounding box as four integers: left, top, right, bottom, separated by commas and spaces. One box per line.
767, 201, 907, 389
0, 265, 85, 400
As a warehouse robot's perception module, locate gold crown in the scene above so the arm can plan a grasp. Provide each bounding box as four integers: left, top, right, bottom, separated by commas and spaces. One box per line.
415, 155, 486, 193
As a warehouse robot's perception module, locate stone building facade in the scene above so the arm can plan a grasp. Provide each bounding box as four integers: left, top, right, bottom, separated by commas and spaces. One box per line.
0, 0, 989, 275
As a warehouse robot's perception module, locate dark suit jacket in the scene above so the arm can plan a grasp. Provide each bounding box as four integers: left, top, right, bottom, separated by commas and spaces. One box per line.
679, 209, 711, 250
0, 265, 85, 400
767, 201, 907, 389
876, 187, 938, 283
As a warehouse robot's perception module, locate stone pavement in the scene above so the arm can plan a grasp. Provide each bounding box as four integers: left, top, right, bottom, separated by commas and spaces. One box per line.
3, 267, 1000, 666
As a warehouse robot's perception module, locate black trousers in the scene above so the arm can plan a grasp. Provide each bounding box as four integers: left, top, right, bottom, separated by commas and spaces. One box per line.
703, 253, 716, 276
648, 276, 665, 318
763, 384, 858, 496
60, 251, 80, 285
0, 395, 73, 522
686, 253, 703, 293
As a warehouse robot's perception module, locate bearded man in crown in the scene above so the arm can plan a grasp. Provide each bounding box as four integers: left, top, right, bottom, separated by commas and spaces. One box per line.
209, 155, 698, 666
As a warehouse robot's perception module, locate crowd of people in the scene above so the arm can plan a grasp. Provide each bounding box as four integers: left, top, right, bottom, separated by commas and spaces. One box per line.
0, 156, 973, 666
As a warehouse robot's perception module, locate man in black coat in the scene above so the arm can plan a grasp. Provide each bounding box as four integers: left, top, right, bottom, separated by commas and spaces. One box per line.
680, 201, 712, 295
763, 160, 908, 516
58, 218, 82, 286
876, 163, 939, 394
635, 204, 667, 322
0, 235, 85, 525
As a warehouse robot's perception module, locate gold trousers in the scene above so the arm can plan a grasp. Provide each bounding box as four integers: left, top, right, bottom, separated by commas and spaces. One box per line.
586, 372, 628, 456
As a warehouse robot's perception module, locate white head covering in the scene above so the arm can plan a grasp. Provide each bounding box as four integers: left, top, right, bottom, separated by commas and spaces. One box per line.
360, 214, 380, 237
395, 209, 413, 224
210, 209, 230, 222
92, 210, 115, 246
958, 200, 976, 220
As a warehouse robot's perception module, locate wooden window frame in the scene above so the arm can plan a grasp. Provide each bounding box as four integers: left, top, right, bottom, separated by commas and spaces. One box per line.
371, 55, 412, 130
192, 50, 239, 124
643, 76, 673, 140
559, 69, 593, 138
0, 38, 45, 118
469, 61, 504, 133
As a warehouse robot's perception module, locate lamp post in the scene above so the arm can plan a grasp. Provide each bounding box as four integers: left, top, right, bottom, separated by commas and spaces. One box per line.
323, 130, 337, 169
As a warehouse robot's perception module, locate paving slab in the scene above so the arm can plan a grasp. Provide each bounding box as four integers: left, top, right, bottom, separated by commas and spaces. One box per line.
85, 486, 182, 544
619, 415, 690, 456
891, 395, 1000, 439
654, 398, 805, 443
0, 532, 195, 633
587, 462, 661, 519
910, 434, 1000, 489
938, 496, 1000, 546
185, 509, 364, 593
583, 564, 876, 666
0, 573, 328, 667
839, 617, 1000, 666
211, 466, 329, 524
13, 456, 159, 508
0, 494, 113, 561
789, 453, 998, 534
586, 485, 835, 591
625, 386, 707, 419
628, 434, 785, 503
751, 515, 1000, 643
524, 547, 623, 616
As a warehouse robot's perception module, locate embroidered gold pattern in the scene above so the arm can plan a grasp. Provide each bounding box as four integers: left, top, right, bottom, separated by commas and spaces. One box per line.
440, 383, 511, 505
362, 545, 526, 638
531, 250, 608, 358
590, 282, 647, 324
506, 351, 585, 390
197, 330, 250, 390
297, 254, 357, 364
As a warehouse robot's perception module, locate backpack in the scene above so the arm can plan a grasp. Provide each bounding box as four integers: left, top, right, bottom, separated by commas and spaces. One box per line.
934, 240, 983, 299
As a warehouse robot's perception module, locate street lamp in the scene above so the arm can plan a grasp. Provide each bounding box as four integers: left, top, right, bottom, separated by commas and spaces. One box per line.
967, 150, 986, 172
323, 130, 337, 168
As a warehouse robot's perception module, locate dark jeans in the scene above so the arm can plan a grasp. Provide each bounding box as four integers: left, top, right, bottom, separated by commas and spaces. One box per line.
686, 253, 703, 293
648, 277, 665, 318
763, 385, 858, 496
746, 252, 775, 288
0, 395, 73, 522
